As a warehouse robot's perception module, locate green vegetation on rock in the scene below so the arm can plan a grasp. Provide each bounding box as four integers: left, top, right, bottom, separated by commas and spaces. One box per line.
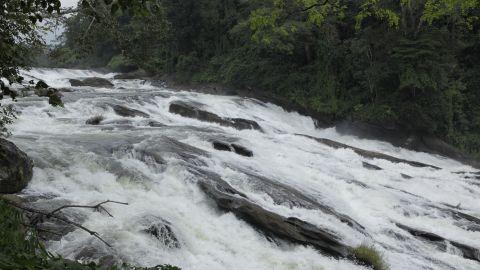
352, 245, 389, 270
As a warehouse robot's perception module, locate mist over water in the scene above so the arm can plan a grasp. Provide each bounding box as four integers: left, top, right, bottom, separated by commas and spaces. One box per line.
6, 68, 480, 270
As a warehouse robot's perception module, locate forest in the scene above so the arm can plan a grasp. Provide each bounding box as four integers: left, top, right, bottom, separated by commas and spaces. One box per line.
46, 0, 480, 157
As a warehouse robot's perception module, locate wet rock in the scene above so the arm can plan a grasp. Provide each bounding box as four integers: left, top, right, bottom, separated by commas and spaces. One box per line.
0, 138, 34, 194
169, 101, 262, 131
230, 118, 262, 131
362, 162, 382, 171
212, 141, 253, 157
35, 80, 49, 89
237, 171, 366, 233
143, 219, 180, 248
36, 218, 76, 241
112, 104, 149, 118
213, 141, 232, 152
69, 77, 114, 88
194, 169, 352, 258
298, 134, 441, 169
396, 223, 480, 262
86, 115, 104, 125
148, 121, 165, 127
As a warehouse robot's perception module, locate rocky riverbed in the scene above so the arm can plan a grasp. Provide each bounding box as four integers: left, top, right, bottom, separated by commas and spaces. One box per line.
1, 68, 479, 270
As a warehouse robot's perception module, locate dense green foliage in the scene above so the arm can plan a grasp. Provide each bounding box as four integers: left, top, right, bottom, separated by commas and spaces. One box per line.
0, 0, 62, 137
52, 0, 480, 156
0, 199, 180, 270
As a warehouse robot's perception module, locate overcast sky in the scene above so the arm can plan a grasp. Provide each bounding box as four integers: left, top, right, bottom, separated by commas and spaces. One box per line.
62, 0, 79, 8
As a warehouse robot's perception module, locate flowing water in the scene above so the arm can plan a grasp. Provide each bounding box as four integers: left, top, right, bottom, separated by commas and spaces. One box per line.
5, 68, 480, 270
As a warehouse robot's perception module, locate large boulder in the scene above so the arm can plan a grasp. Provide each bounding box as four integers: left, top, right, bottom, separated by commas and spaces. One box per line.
69, 77, 114, 88
169, 101, 262, 131
0, 139, 34, 194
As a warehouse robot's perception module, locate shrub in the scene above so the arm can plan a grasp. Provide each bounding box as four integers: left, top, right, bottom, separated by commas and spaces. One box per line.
108, 55, 138, 73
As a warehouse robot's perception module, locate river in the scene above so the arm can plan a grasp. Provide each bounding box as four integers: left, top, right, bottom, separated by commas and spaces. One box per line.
5, 68, 480, 270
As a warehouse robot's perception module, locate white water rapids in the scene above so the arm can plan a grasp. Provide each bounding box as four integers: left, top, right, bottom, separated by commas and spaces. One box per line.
4, 68, 480, 270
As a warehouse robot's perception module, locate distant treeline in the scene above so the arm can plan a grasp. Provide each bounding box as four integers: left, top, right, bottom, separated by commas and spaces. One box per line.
49, 0, 480, 156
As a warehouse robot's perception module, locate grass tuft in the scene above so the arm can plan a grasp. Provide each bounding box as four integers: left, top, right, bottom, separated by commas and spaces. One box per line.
352, 245, 389, 270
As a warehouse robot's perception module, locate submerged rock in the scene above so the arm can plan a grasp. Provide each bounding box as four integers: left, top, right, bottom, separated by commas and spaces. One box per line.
86, 115, 105, 125
69, 77, 114, 88
212, 141, 253, 157
335, 120, 480, 169
148, 121, 166, 127
0, 139, 34, 194
169, 101, 262, 131
396, 223, 480, 263
143, 219, 180, 248
236, 171, 366, 233
298, 134, 441, 169
112, 104, 149, 118
362, 162, 382, 171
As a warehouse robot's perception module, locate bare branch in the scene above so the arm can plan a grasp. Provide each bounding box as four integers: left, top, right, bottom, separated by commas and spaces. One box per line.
2, 198, 128, 247
49, 199, 128, 217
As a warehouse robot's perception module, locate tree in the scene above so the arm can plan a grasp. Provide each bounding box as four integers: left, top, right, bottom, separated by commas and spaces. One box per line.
0, 0, 62, 136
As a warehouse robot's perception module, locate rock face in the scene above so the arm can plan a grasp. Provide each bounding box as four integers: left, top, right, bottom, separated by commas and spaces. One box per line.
0, 139, 34, 194
169, 101, 262, 131
194, 169, 352, 258
298, 134, 441, 169
213, 141, 253, 157
69, 77, 114, 88
112, 105, 149, 118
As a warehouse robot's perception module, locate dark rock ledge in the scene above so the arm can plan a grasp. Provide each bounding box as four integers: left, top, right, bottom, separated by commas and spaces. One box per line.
396, 223, 480, 263
212, 141, 253, 157
169, 101, 262, 131
298, 134, 441, 170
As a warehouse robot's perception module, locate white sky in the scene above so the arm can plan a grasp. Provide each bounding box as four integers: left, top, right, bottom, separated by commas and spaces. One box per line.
44, 0, 79, 44
62, 0, 79, 8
